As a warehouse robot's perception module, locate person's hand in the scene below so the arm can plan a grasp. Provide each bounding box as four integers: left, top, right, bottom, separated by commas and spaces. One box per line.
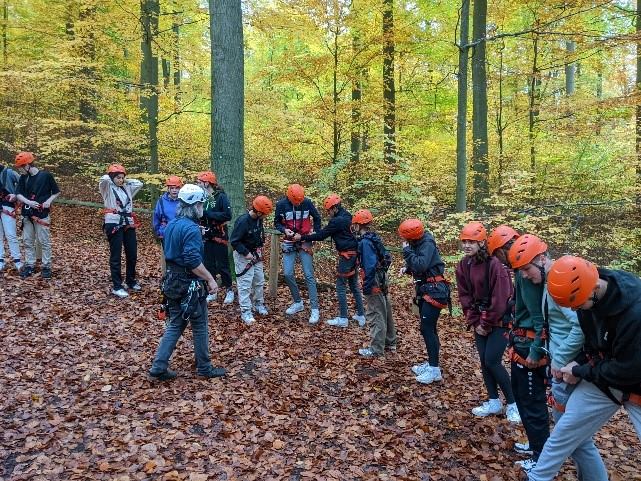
293, 233, 302, 242
284, 229, 294, 237
207, 278, 218, 295
560, 361, 580, 384
524, 356, 539, 369
7, 194, 15, 202
42, 200, 51, 209
399, 266, 407, 276
475, 325, 490, 336
550, 367, 563, 380
402, 241, 409, 248
199, 226, 207, 236
244, 252, 254, 260
28, 200, 40, 209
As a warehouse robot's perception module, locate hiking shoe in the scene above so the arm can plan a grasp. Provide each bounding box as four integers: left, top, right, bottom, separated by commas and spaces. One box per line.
41, 266, 52, 279
241, 311, 255, 325
472, 399, 503, 417
198, 367, 226, 378
411, 361, 431, 376
506, 403, 522, 423
148, 369, 177, 381
112, 288, 129, 298
352, 314, 366, 327
255, 304, 269, 316
206, 294, 217, 303
326, 317, 348, 328
515, 458, 537, 473
358, 347, 382, 358
416, 366, 442, 384
19, 265, 35, 278
223, 289, 235, 304
286, 301, 305, 315
514, 442, 533, 455
308, 308, 320, 324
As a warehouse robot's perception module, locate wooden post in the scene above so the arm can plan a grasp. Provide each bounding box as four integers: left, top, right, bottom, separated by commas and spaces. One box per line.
268, 232, 280, 297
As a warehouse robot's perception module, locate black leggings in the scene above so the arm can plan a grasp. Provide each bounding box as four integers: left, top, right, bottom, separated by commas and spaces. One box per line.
107, 226, 137, 289
204, 240, 232, 289
419, 300, 441, 367
474, 328, 514, 403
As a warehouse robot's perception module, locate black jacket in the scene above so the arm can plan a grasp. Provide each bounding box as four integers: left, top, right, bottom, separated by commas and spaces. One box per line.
572, 268, 641, 394
403, 232, 445, 280
230, 212, 264, 256
201, 188, 232, 241
301, 206, 357, 252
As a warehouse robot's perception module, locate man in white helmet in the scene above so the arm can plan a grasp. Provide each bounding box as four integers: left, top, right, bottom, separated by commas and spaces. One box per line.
148, 184, 226, 381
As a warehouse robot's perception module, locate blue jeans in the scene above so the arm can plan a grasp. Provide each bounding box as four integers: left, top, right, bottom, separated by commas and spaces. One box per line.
150, 296, 214, 375
282, 245, 319, 309
336, 274, 364, 318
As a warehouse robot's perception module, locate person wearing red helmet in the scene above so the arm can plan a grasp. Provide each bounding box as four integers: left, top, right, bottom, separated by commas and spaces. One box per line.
14, 151, 60, 279
352, 209, 396, 357
153, 176, 183, 275
0, 162, 23, 272
230, 195, 273, 325
455, 222, 520, 423
526, 256, 641, 481
274, 184, 322, 324
487, 224, 519, 266
99, 163, 144, 298
398, 218, 448, 385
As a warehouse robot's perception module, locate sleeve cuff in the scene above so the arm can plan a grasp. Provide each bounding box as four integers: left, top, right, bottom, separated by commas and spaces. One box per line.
572, 364, 590, 379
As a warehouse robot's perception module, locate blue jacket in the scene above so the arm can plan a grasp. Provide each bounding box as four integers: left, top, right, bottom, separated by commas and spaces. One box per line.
358, 232, 384, 295
301, 206, 357, 252
163, 216, 204, 269
153, 193, 179, 238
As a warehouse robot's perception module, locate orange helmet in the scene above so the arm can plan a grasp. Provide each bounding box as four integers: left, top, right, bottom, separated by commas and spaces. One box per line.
398, 218, 425, 241
323, 193, 341, 210
352, 209, 373, 225
508, 234, 548, 269
14, 151, 35, 168
165, 175, 183, 187
487, 225, 519, 255
286, 184, 305, 205
547, 255, 599, 309
197, 171, 217, 184
460, 221, 487, 242
107, 163, 126, 175
252, 195, 273, 215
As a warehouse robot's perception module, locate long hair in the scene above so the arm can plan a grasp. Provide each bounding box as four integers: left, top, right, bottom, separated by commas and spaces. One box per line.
176, 201, 201, 220
474, 241, 490, 263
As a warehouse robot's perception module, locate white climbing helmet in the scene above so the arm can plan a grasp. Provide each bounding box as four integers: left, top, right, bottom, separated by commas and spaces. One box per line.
177, 184, 206, 205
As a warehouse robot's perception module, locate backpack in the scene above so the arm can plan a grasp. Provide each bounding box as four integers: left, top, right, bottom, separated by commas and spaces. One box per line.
362, 232, 392, 272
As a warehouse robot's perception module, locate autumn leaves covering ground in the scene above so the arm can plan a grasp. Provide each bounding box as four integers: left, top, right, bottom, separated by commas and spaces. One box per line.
1, 199, 640, 481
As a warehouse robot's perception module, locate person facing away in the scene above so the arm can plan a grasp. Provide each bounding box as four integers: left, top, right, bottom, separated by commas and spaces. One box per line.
296, 193, 365, 328
148, 183, 225, 381
15, 151, 60, 279
274, 183, 322, 324
0, 163, 23, 272
455, 221, 520, 424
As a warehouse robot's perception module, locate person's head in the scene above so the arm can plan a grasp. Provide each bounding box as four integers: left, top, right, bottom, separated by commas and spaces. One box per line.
508, 234, 548, 284
488, 225, 519, 265
351, 209, 373, 236
196, 171, 217, 192
323, 193, 342, 218
460, 221, 487, 259
251, 195, 273, 219
165, 175, 183, 199
107, 163, 126, 187
398, 218, 425, 244
14, 151, 36, 175
176, 183, 206, 219
547, 255, 601, 310
286, 184, 305, 207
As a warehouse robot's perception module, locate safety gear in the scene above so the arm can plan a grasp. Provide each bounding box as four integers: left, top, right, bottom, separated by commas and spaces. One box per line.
352, 209, 373, 225
487, 225, 519, 255
472, 399, 503, 417
14, 151, 35, 168
197, 171, 217, 184
107, 163, 126, 175
508, 234, 548, 269
165, 175, 183, 187
547, 255, 599, 309
416, 366, 442, 384
177, 184, 206, 204
286, 184, 305, 206
460, 221, 487, 242
323, 193, 341, 210
398, 218, 425, 241
252, 195, 273, 215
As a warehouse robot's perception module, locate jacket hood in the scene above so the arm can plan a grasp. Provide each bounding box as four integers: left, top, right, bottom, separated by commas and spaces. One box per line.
593, 268, 641, 318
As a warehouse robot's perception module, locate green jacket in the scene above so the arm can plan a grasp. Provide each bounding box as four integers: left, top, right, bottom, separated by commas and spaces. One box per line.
513, 271, 545, 362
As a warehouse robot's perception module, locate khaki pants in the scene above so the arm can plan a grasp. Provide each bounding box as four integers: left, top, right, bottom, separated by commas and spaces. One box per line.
365, 291, 396, 354
233, 251, 265, 313
23, 216, 52, 267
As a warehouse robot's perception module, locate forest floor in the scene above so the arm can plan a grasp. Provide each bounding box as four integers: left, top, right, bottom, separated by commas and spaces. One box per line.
1, 186, 640, 481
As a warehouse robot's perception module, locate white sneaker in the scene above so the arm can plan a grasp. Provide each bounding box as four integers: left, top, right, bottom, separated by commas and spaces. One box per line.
223, 289, 235, 304
129, 282, 142, 291
255, 304, 269, 316
326, 317, 348, 328
514, 442, 532, 455
515, 458, 537, 473
472, 399, 503, 417
112, 288, 129, 298
352, 314, 366, 327
285, 301, 304, 315
358, 347, 381, 358
206, 294, 217, 303
506, 403, 522, 423
416, 366, 442, 384
411, 361, 431, 376
14, 261, 23, 271
309, 309, 320, 324
241, 311, 255, 325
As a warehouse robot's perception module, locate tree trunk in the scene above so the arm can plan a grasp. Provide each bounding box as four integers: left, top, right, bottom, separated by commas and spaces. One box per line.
161, 58, 170, 89
172, 3, 181, 105
496, 40, 505, 190
140, 0, 160, 174
528, 33, 540, 195
350, 33, 362, 162
333, 23, 339, 164
565, 40, 576, 96
455, 0, 470, 213
2, 0, 8, 68
382, 0, 395, 164
78, 1, 98, 122
636, 0, 641, 190
471, 0, 489, 207
210, 0, 244, 221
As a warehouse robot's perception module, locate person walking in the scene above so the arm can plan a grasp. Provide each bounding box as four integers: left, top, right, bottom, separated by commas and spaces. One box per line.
153, 175, 182, 275
0, 162, 23, 272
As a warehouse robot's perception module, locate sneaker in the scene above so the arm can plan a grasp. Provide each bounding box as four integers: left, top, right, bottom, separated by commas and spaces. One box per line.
514, 442, 533, 455
148, 369, 177, 381
352, 314, 366, 327
416, 366, 442, 384
19, 265, 34, 278
385, 345, 397, 353
112, 288, 129, 298
515, 458, 537, 473
308, 308, 320, 324
358, 347, 382, 358
255, 304, 269, 316
472, 399, 503, 417
241, 311, 255, 325
326, 317, 348, 328
41, 266, 52, 279
14, 260, 23, 271
506, 403, 522, 423
129, 282, 142, 291
206, 294, 217, 303
411, 361, 431, 376
198, 367, 226, 378
285, 301, 305, 315
223, 289, 235, 304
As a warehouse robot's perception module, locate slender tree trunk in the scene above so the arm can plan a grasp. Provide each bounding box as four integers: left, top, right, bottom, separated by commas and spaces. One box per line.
382, 0, 395, 164
140, 0, 160, 174
565, 40, 576, 96
210, 0, 244, 221
496, 40, 505, 189
2, 0, 8, 68
78, 1, 98, 122
172, 3, 181, 105
455, 0, 470, 213
333, 24, 339, 164
529, 33, 540, 194
636, 0, 641, 189
161, 58, 170, 89
471, 0, 489, 206
351, 33, 362, 162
